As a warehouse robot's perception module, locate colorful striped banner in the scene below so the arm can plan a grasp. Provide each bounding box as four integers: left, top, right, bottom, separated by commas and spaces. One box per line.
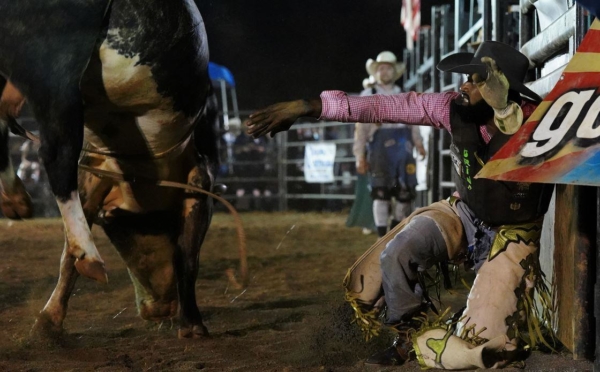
477, 19, 600, 186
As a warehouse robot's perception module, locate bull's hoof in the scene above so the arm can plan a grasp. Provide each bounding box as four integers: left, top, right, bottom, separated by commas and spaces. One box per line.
0, 184, 33, 219
140, 299, 178, 321
30, 312, 65, 342
75, 257, 108, 283
178, 324, 209, 339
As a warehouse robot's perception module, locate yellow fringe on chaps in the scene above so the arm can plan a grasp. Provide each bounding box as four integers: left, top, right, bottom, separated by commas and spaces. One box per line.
343, 199, 555, 369
343, 199, 466, 339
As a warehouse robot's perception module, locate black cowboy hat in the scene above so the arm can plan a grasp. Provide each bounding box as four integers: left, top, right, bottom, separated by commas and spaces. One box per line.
437, 40, 542, 103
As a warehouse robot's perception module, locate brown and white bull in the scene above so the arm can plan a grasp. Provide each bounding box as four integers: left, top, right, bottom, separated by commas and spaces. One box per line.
0, 0, 221, 338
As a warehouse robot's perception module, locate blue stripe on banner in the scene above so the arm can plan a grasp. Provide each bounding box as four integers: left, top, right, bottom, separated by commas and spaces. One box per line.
561, 150, 600, 185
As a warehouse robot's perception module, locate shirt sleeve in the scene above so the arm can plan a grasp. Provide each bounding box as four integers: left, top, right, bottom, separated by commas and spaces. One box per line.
319, 90, 458, 132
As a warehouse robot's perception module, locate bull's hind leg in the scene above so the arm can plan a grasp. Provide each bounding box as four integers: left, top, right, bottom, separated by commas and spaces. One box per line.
32, 171, 112, 338
32, 242, 80, 338
34, 88, 106, 283
0, 82, 32, 219
177, 162, 213, 339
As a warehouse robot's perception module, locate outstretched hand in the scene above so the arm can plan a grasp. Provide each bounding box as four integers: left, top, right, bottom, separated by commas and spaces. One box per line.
244, 99, 321, 138
472, 57, 509, 110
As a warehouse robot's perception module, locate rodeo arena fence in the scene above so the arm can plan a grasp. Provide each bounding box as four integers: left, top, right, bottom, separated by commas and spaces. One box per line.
210, 60, 431, 213
215, 116, 431, 213
3, 0, 600, 367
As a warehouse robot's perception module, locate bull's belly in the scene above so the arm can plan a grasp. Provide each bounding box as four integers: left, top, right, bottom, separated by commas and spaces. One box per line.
104, 180, 180, 213
82, 141, 197, 214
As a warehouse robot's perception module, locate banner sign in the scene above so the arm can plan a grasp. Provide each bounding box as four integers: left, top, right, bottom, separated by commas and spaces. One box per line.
304, 143, 336, 183
477, 19, 600, 186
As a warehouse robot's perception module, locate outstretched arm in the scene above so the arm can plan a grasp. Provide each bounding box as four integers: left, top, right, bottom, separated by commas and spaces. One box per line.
246, 90, 458, 138
245, 99, 322, 138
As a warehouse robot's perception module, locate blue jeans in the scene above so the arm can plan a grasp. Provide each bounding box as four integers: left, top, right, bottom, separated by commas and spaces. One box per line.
380, 216, 448, 325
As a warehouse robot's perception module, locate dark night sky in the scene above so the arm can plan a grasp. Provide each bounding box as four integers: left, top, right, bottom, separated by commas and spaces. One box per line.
196, 0, 411, 110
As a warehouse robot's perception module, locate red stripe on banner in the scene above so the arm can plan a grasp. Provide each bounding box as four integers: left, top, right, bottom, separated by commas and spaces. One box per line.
487, 119, 541, 160
544, 72, 600, 102
486, 148, 590, 183
576, 29, 600, 53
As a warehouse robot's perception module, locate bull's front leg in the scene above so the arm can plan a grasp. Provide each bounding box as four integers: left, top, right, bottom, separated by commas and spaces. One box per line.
176, 162, 213, 339
0, 81, 33, 219
36, 92, 107, 283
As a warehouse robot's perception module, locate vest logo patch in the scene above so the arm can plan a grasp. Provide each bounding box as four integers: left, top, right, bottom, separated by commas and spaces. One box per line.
463, 149, 473, 190
406, 163, 416, 175
510, 202, 521, 210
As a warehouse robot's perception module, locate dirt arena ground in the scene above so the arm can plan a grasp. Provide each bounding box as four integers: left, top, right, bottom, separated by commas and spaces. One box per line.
0, 212, 594, 371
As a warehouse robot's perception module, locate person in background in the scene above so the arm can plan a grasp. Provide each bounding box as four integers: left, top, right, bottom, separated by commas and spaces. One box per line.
346, 76, 378, 235
232, 130, 269, 210
353, 51, 426, 237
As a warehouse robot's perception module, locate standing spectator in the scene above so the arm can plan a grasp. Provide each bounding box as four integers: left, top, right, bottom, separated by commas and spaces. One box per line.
346, 77, 378, 235
353, 51, 426, 237
13, 140, 59, 218
232, 130, 268, 210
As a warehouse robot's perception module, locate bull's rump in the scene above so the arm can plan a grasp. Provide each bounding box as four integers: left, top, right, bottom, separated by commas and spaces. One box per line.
81, 0, 210, 158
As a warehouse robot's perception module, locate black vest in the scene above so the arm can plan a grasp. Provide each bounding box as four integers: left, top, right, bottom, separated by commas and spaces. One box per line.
449, 106, 553, 226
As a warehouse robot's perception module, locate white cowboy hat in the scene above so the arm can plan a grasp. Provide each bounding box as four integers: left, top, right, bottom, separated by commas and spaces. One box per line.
365, 51, 406, 82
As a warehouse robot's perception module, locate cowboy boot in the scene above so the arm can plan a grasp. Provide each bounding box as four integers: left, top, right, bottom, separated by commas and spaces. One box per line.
413, 328, 516, 369
364, 312, 423, 367
365, 327, 413, 366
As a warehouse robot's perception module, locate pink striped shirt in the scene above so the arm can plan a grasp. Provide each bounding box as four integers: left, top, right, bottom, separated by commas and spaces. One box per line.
319, 90, 537, 144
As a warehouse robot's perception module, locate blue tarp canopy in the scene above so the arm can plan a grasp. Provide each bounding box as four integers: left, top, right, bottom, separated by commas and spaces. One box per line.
208, 62, 236, 88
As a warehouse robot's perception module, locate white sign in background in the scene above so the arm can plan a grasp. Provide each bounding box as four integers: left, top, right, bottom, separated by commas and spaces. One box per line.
304, 143, 337, 183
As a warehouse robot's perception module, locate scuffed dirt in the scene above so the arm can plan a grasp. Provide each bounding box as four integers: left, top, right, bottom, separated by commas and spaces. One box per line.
0, 212, 593, 371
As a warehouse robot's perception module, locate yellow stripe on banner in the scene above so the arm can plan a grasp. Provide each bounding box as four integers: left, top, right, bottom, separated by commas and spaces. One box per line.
527, 101, 552, 123
475, 157, 523, 179
564, 53, 600, 73
592, 19, 600, 31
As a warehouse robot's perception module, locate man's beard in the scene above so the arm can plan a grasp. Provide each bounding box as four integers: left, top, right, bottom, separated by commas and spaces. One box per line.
453, 98, 494, 126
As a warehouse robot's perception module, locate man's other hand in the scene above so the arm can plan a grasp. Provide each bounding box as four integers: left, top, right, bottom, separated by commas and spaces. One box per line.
416, 144, 426, 160
357, 159, 369, 175
472, 57, 509, 110
245, 99, 321, 138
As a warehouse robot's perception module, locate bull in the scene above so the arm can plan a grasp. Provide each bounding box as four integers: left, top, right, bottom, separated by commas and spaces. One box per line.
0, 0, 226, 339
